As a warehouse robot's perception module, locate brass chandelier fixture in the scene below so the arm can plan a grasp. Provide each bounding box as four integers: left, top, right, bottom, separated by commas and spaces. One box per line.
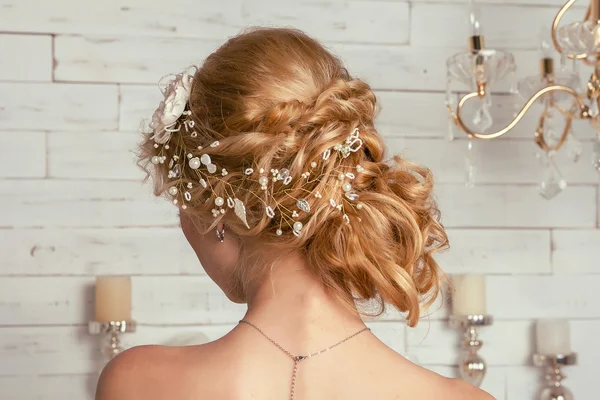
446, 0, 600, 199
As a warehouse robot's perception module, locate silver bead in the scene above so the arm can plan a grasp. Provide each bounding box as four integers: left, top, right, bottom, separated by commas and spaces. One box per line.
266, 206, 275, 218
259, 176, 269, 186
168, 186, 178, 195
187, 153, 193, 159
215, 197, 224, 207
187, 182, 193, 189
356, 165, 364, 173
276, 229, 283, 236
188, 157, 201, 170
153, 143, 159, 149
221, 169, 228, 176
310, 161, 317, 168
199, 179, 207, 188
165, 144, 170, 150
151, 156, 160, 164
181, 204, 187, 210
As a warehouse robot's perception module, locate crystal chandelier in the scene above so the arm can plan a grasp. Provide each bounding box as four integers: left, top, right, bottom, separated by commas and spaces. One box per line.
446, 0, 600, 199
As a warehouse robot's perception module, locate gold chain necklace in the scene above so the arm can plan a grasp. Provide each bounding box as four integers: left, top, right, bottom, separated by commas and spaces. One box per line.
239, 319, 370, 400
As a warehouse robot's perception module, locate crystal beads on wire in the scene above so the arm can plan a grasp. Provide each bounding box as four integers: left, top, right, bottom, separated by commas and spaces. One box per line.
465, 140, 477, 188
593, 134, 600, 172
564, 132, 582, 163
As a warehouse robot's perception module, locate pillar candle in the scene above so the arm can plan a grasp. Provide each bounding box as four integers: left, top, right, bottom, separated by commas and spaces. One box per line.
95, 276, 132, 322
451, 274, 487, 316
536, 319, 571, 355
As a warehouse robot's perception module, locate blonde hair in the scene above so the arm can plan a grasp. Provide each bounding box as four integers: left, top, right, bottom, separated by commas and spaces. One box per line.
139, 27, 448, 327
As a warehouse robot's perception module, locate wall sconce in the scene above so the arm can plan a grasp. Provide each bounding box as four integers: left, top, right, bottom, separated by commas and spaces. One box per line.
89, 276, 136, 359
534, 319, 578, 400
448, 275, 493, 387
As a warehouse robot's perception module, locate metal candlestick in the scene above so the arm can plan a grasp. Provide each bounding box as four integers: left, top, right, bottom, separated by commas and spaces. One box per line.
89, 320, 136, 360
533, 353, 577, 400
449, 314, 494, 388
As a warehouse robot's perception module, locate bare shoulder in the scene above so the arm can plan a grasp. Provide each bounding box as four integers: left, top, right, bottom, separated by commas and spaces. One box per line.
382, 355, 495, 400
95, 345, 202, 400
442, 378, 496, 400
96, 345, 160, 400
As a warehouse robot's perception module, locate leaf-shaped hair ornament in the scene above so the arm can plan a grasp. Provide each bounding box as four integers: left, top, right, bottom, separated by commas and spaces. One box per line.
234, 198, 250, 229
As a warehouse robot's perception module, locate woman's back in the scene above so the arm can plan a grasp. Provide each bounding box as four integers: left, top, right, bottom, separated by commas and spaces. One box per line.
98, 326, 489, 400
98, 264, 491, 400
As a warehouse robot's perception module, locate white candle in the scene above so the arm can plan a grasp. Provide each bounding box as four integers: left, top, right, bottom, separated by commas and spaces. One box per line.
95, 276, 132, 323
451, 274, 487, 316
536, 319, 571, 355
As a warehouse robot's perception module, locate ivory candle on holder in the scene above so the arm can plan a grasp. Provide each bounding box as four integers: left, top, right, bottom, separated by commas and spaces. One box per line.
536, 319, 571, 355
451, 274, 487, 316
95, 276, 132, 322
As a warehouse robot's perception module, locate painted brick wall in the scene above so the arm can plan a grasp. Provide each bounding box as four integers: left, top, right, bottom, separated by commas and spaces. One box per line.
0, 0, 597, 398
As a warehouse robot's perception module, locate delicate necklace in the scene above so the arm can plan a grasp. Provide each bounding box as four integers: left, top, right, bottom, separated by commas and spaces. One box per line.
239, 319, 370, 400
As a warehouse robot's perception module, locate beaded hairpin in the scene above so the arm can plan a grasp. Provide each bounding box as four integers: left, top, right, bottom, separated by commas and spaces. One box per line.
147, 67, 366, 237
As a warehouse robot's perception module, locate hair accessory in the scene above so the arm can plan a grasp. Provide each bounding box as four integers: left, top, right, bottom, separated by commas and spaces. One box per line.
147, 66, 367, 237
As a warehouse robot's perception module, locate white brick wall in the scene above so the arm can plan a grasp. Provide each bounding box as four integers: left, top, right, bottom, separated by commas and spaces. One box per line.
0, 1, 597, 399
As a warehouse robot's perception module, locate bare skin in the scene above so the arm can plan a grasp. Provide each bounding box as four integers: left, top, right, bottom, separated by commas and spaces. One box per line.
96, 219, 494, 400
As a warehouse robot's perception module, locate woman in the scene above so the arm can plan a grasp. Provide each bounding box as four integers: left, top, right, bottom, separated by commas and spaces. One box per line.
96, 28, 493, 400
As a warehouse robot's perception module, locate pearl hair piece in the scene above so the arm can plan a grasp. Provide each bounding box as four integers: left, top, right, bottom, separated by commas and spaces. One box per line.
147, 66, 367, 237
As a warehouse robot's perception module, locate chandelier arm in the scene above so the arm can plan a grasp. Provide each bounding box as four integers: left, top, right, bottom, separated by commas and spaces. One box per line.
451, 84, 587, 140
552, 0, 589, 60
535, 111, 573, 152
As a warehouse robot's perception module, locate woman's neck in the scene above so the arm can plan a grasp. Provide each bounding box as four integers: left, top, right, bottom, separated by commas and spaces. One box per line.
241, 251, 366, 352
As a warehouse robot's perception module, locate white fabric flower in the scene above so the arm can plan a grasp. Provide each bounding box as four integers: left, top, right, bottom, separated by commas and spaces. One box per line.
149, 68, 195, 144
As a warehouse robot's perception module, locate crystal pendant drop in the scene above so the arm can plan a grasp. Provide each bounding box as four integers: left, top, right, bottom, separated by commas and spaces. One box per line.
589, 99, 599, 118
560, 52, 567, 71
445, 76, 457, 142
542, 108, 559, 148
592, 134, 600, 171
447, 115, 456, 142
472, 95, 493, 132
565, 132, 582, 162
538, 152, 567, 199
465, 139, 477, 188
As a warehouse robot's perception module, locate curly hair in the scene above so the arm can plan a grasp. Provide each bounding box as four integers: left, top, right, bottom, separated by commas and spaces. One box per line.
139, 27, 448, 327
